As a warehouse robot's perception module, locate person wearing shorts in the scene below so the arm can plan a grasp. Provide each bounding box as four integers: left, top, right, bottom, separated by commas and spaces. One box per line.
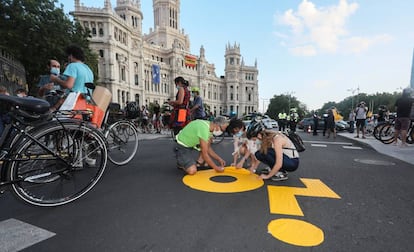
355, 101, 368, 139
393, 88, 414, 147
174, 116, 231, 175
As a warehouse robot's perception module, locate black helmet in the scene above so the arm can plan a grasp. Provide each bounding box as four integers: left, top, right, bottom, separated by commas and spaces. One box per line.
246, 120, 264, 139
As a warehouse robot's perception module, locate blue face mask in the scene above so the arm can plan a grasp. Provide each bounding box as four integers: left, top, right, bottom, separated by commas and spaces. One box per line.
234, 130, 243, 137
255, 140, 262, 145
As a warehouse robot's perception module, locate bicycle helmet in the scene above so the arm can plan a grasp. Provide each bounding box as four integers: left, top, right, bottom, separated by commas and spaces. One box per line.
246, 120, 264, 139
191, 87, 200, 93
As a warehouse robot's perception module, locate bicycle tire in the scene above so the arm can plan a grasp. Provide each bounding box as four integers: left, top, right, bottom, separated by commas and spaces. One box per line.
8, 122, 107, 207
104, 120, 138, 165
379, 123, 395, 144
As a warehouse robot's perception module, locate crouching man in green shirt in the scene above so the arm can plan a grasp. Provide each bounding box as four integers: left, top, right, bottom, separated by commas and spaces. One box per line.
175, 116, 231, 175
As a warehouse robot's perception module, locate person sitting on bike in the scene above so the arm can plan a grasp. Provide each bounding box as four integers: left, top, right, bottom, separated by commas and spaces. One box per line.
168, 76, 191, 136
377, 105, 389, 124
175, 116, 232, 175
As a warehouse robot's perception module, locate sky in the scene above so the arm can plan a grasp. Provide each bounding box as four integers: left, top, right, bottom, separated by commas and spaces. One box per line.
59, 0, 414, 112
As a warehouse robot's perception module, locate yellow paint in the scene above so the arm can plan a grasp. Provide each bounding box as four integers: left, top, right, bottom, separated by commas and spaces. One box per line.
268, 218, 324, 247
182, 166, 264, 193
267, 178, 341, 216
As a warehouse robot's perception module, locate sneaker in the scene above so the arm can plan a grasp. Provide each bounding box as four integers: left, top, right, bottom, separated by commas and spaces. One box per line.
354, 135, 359, 138
271, 171, 288, 181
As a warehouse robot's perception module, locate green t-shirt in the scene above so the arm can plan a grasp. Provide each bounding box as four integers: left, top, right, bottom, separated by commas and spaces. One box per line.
176, 120, 211, 148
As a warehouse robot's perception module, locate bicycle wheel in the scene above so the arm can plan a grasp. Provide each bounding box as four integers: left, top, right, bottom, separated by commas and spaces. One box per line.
8, 121, 107, 207
104, 120, 138, 165
379, 123, 395, 144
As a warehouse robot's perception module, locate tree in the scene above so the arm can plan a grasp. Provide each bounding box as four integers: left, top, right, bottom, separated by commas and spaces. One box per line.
0, 0, 97, 93
266, 94, 308, 119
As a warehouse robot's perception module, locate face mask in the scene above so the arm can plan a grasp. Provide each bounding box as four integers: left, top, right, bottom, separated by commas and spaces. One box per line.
176, 85, 180, 90
50, 67, 60, 75
17, 93, 24, 97
255, 140, 262, 145
234, 130, 243, 137
213, 130, 223, 137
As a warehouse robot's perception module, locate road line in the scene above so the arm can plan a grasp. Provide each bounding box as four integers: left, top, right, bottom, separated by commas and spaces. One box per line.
343, 146, 362, 150
0, 218, 55, 252
304, 141, 353, 145
311, 144, 327, 147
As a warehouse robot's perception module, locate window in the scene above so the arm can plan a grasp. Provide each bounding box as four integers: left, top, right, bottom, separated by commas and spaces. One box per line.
99, 50, 104, 58
134, 74, 139, 86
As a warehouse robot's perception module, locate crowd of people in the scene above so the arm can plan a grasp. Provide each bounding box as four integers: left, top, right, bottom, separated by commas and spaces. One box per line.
1, 44, 412, 183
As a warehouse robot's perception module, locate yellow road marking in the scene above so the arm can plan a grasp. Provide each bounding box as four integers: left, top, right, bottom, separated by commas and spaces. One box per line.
182, 166, 264, 193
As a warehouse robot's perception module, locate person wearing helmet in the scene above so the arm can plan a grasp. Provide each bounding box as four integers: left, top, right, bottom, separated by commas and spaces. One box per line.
393, 88, 414, 147
246, 121, 300, 181
189, 86, 206, 120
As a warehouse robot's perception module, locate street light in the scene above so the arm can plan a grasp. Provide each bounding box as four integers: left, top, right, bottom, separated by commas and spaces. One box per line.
347, 87, 359, 110
261, 98, 269, 114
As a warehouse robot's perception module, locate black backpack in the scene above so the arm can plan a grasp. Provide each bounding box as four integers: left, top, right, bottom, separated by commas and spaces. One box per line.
125, 102, 140, 119
283, 131, 306, 152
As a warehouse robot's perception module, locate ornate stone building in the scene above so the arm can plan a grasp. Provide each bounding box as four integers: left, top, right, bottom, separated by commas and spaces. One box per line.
71, 0, 259, 116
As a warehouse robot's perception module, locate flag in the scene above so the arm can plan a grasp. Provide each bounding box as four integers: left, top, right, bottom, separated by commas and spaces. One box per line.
185, 55, 197, 67
152, 64, 160, 84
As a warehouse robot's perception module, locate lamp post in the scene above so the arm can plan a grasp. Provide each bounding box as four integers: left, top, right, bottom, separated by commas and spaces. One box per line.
261, 98, 269, 114
347, 87, 359, 110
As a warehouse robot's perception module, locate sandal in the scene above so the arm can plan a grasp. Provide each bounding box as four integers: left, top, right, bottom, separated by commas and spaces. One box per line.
196, 160, 209, 169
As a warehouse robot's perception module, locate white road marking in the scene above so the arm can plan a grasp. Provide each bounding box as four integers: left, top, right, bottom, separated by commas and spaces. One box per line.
343, 146, 363, 150
311, 144, 327, 147
0, 218, 55, 252
304, 140, 353, 145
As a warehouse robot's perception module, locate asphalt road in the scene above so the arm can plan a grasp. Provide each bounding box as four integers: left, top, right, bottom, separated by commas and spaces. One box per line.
1, 131, 413, 251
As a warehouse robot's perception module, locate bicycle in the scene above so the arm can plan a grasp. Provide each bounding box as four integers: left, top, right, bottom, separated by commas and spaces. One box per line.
84, 83, 139, 166
0, 94, 108, 206
378, 119, 414, 144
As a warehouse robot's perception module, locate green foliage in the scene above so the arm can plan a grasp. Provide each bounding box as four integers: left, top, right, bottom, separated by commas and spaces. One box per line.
266, 94, 307, 119
265, 91, 402, 120
0, 0, 97, 93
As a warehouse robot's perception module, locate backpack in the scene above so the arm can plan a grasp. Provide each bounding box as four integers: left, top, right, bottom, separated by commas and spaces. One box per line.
283, 131, 306, 152
126, 102, 140, 119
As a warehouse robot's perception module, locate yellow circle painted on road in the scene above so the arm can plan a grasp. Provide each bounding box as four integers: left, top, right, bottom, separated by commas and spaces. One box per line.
268, 218, 324, 247
182, 166, 264, 193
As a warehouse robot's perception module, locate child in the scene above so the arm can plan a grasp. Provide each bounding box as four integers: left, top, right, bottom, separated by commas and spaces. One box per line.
227, 118, 260, 173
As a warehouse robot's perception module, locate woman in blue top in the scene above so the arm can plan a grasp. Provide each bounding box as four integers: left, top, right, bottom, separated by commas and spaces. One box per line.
50, 45, 93, 94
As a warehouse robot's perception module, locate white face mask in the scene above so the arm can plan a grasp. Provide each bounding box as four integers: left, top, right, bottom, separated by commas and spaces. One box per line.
213, 129, 223, 136
50, 67, 60, 75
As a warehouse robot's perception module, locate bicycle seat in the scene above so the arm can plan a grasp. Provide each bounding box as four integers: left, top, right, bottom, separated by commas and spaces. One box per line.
0, 94, 50, 114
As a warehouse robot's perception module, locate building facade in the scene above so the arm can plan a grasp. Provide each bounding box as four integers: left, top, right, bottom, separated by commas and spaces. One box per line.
71, 0, 259, 116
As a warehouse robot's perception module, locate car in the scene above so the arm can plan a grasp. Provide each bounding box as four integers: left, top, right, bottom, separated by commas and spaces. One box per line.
299, 118, 325, 132
335, 120, 350, 131
262, 118, 278, 129
242, 114, 259, 127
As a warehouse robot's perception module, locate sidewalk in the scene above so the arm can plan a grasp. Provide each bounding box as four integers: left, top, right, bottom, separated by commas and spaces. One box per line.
338, 132, 414, 165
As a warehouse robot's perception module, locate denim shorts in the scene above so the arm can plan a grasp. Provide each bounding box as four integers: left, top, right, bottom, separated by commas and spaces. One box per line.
175, 143, 197, 170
